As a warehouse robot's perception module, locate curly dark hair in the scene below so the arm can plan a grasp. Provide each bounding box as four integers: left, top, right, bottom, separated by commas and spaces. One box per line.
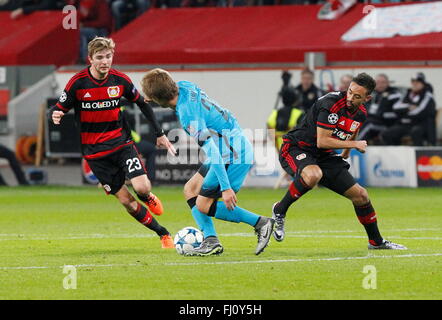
352, 73, 376, 95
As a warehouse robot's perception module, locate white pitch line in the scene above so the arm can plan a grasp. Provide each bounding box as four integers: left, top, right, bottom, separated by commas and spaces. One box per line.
0, 233, 441, 241
0, 253, 441, 271
0, 227, 436, 238
164, 253, 442, 267
0, 227, 440, 241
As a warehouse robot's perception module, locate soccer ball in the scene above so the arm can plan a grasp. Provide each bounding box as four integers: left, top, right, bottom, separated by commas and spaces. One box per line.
174, 226, 204, 255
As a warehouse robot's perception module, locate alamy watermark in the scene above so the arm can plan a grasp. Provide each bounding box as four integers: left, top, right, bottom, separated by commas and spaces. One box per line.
362, 265, 377, 290
62, 5, 77, 30
362, 5, 377, 31
164, 125, 278, 173
63, 265, 77, 290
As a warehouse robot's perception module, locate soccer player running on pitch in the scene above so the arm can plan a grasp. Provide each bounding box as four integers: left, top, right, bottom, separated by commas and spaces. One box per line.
48, 37, 176, 248
272, 73, 407, 250
141, 68, 275, 256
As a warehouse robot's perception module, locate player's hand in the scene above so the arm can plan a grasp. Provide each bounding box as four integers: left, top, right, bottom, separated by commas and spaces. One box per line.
52, 110, 65, 125
222, 189, 237, 211
156, 134, 177, 156
340, 149, 350, 159
354, 140, 367, 153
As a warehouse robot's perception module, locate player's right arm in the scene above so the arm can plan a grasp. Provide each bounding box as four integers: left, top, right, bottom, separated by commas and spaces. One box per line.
315, 95, 367, 153
317, 127, 367, 153
340, 129, 360, 159
179, 104, 234, 207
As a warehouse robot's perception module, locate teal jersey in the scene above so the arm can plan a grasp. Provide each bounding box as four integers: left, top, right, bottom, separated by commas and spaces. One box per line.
175, 81, 253, 191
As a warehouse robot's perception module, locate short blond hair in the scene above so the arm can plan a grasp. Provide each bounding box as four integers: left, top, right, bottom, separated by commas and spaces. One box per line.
88, 37, 115, 58
141, 68, 178, 103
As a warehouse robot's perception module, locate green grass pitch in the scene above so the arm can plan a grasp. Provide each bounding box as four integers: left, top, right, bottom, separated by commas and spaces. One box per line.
0, 185, 441, 300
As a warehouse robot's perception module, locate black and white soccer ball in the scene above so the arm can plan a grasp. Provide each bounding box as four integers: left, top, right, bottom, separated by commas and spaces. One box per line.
173, 226, 204, 255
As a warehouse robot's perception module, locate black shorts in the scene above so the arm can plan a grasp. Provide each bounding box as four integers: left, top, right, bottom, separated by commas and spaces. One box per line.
86, 143, 147, 195
279, 142, 356, 195
197, 163, 226, 199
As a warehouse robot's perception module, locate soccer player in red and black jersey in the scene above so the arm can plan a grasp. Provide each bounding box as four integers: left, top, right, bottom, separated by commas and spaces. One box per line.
273, 73, 407, 250
48, 37, 175, 248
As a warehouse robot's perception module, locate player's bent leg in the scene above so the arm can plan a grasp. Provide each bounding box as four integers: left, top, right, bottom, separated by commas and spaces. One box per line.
199, 194, 274, 255
301, 165, 323, 188
185, 173, 218, 241
343, 183, 369, 206
114, 186, 172, 248
343, 184, 407, 250
131, 174, 163, 215
272, 165, 319, 242
184, 194, 223, 256
114, 185, 139, 214
184, 172, 203, 201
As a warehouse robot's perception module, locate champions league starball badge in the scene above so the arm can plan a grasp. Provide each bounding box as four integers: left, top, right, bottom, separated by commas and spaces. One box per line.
328, 113, 339, 124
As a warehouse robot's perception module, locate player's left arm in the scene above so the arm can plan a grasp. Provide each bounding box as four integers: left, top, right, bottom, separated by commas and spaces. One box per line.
125, 81, 176, 155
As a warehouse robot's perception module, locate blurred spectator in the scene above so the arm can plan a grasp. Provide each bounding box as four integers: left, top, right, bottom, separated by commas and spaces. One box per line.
0, 0, 19, 10
66, 0, 113, 63
267, 86, 303, 189
358, 73, 402, 143
153, 0, 181, 8
228, 0, 256, 6
267, 86, 303, 151
381, 72, 436, 146
10, 0, 65, 19
273, 70, 296, 109
182, 0, 217, 6
111, 0, 150, 31
0, 144, 29, 186
338, 73, 353, 91
294, 68, 325, 112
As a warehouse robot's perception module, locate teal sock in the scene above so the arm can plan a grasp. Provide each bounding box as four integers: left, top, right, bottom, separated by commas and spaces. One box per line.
191, 206, 217, 238
214, 202, 260, 227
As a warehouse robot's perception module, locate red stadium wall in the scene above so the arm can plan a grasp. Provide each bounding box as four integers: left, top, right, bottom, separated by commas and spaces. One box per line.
112, 4, 442, 65
0, 11, 79, 66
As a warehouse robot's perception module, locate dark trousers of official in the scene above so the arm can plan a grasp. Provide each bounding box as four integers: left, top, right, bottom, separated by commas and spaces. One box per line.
0, 144, 28, 186
381, 124, 425, 146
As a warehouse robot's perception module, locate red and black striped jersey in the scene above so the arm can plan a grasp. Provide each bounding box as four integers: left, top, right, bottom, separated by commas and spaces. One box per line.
51, 67, 161, 160
283, 91, 367, 155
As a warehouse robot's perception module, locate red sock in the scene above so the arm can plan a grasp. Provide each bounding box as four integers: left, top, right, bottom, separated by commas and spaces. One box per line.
132, 203, 169, 236
133, 203, 153, 225
354, 201, 383, 245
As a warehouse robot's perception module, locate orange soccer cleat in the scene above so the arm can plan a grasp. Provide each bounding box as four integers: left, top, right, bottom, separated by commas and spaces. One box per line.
161, 234, 174, 249
145, 193, 164, 215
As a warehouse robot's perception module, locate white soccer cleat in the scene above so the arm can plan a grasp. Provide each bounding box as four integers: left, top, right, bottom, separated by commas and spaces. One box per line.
272, 202, 285, 242
368, 240, 408, 250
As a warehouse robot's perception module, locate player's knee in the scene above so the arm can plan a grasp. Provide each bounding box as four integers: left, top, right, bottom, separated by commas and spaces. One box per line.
195, 198, 212, 215
352, 186, 369, 206
133, 181, 151, 197
301, 167, 322, 187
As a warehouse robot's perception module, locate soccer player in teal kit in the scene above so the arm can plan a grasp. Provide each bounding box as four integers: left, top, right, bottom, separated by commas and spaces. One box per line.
141, 68, 275, 256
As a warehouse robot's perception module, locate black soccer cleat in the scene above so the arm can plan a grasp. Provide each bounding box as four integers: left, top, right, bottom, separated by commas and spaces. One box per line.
185, 236, 224, 257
